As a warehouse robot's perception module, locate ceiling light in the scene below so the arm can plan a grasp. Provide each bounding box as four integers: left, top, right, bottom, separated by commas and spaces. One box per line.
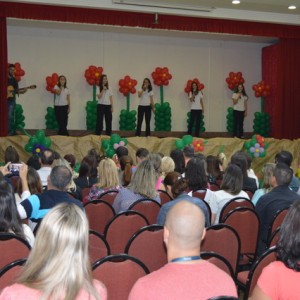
232, 0, 240, 4
288, 5, 296, 9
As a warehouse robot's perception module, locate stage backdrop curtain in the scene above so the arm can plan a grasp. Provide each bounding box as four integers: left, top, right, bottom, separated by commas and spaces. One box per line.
0, 17, 8, 137
262, 39, 300, 139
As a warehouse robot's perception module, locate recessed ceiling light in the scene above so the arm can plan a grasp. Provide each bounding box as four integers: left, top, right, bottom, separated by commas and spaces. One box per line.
232, 0, 240, 4
288, 5, 296, 9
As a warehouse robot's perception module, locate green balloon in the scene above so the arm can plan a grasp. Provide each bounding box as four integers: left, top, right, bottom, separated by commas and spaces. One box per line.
102, 140, 110, 149
182, 135, 193, 145
110, 134, 121, 144
44, 137, 52, 148
25, 144, 33, 153
121, 138, 128, 145
244, 141, 251, 149
29, 136, 38, 146
175, 139, 184, 150
228, 107, 233, 112
106, 148, 115, 158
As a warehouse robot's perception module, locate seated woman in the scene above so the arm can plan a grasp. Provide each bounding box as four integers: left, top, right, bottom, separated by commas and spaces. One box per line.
0, 203, 107, 299
113, 159, 160, 214
185, 157, 219, 224
158, 156, 175, 190
206, 155, 223, 185
170, 149, 185, 175
252, 163, 276, 206
74, 155, 98, 189
214, 164, 249, 224
160, 171, 181, 196
251, 200, 300, 300
0, 179, 35, 247
87, 157, 120, 201
231, 151, 257, 194
119, 155, 133, 187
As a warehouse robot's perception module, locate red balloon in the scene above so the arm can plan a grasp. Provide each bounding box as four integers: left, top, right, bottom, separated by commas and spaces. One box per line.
15, 62, 21, 68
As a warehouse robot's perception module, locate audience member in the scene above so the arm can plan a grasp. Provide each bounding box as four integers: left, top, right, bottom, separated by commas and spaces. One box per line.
64, 153, 79, 178
148, 153, 163, 190
158, 156, 175, 190
251, 200, 300, 299
0, 179, 34, 247
244, 151, 259, 188
231, 151, 257, 193
252, 163, 275, 206
206, 155, 223, 185
0, 203, 107, 299
129, 201, 237, 300
87, 158, 120, 201
119, 155, 133, 186
18, 166, 83, 229
112, 146, 129, 168
214, 164, 249, 224
37, 149, 55, 187
160, 171, 180, 196
135, 148, 149, 165
256, 163, 300, 254
182, 145, 194, 167
113, 159, 160, 214
26, 155, 41, 170
157, 177, 210, 226
74, 155, 98, 189
275, 150, 300, 192
185, 157, 218, 223
4, 145, 20, 164
170, 149, 185, 174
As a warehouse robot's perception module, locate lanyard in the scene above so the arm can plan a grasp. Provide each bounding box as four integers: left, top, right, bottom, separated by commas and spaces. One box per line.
171, 256, 201, 263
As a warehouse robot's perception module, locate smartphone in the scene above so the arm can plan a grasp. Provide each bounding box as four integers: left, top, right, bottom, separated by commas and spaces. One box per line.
8, 163, 22, 175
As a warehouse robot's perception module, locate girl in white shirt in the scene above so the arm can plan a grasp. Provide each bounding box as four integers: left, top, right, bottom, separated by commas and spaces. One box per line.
135, 78, 155, 137
96, 74, 113, 136
53, 75, 70, 136
187, 81, 204, 137
232, 84, 248, 138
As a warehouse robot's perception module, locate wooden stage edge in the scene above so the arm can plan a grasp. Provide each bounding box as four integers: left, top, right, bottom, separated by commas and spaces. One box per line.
21, 129, 252, 139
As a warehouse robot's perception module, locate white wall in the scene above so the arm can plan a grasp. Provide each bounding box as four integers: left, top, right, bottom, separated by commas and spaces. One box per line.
7, 20, 270, 132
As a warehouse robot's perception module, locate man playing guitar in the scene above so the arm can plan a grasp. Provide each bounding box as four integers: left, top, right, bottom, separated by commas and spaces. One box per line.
7, 64, 27, 135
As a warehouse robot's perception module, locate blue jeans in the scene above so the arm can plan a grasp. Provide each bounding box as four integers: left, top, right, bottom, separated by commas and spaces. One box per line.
7, 99, 16, 135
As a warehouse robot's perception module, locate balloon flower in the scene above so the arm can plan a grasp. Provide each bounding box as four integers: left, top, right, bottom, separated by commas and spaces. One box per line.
192, 139, 205, 152
175, 135, 193, 150
225, 72, 245, 90
151, 67, 172, 86
9, 62, 25, 82
24, 130, 52, 156
244, 135, 269, 158
84, 65, 103, 86
184, 78, 205, 94
252, 81, 271, 98
101, 134, 128, 158
45, 73, 59, 94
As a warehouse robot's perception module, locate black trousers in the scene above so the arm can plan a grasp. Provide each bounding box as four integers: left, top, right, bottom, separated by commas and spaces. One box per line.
54, 105, 69, 136
136, 105, 151, 136
188, 109, 202, 137
96, 104, 112, 136
233, 110, 245, 138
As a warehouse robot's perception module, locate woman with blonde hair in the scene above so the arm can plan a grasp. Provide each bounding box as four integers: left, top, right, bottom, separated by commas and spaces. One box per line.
158, 156, 175, 190
113, 159, 160, 214
252, 163, 276, 206
0, 203, 107, 299
87, 157, 120, 201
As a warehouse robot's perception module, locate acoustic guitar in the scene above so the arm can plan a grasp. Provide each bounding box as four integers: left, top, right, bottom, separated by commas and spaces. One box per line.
7, 84, 36, 99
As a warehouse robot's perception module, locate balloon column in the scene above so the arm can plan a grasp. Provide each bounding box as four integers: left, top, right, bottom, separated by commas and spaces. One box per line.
9, 62, 26, 131
244, 135, 269, 158
118, 75, 137, 131
151, 67, 172, 131
174, 135, 193, 150
24, 130, 52, 156
101, 134, 128, 158
184, 79, 206, 133
252, 81, 271, 137
45, 73, 59, 130
225, 72, 245, 134
84, 66, 104, 131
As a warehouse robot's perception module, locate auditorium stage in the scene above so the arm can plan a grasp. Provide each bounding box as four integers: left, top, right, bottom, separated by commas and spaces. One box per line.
1, 131, 299, 177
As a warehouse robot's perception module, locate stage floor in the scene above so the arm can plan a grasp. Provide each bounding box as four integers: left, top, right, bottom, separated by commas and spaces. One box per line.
1, 133, 299, 177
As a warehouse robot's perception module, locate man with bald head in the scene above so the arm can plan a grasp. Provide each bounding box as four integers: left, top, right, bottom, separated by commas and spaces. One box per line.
129, 201, 237, 300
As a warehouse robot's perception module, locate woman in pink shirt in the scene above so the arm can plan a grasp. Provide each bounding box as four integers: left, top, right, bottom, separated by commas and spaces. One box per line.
251, 200, 300, 299
0, 203, 107, 300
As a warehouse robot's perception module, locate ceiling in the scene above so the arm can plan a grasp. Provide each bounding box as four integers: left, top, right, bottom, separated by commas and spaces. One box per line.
5, 0, 300, 25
